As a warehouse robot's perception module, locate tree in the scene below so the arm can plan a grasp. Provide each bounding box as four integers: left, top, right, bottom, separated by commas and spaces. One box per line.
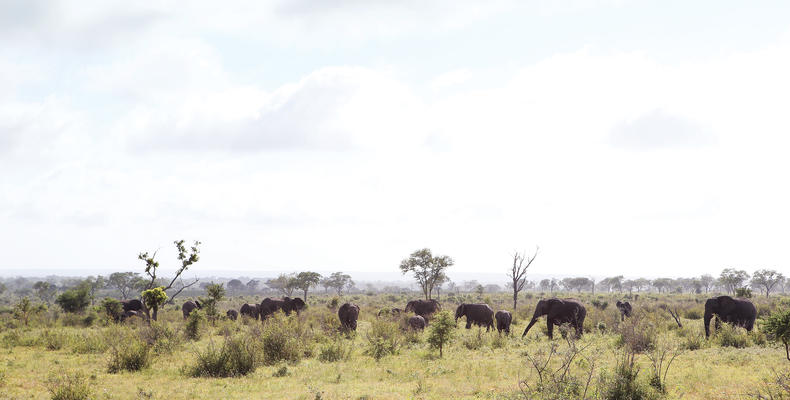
719, 268, 750, 295
652, 278, 673, 293
763, 308, 790, 360
324, 272, 354, 296
201, 283, 225, 322
101, 298, 123, 321
246, 279, 260, 292
266, 274, 298, 296
427, 311, 456, 358
601, 276, 624, 292
141, 286, 168, 322
293, 271, 322, 300
752, 269, 785, 298
227, 279, 245, 293
539, 279, 551, 292
138, 240, 201, 303
634, 278, 651, 292
508, 248, 538, 311
562, 277, 591, 292
0, 282, 6, 296
55, 286, 91, 313
399, 248, 454, 300
13, 297, 43, 326
83, 276, 106, 305
33, 281, 57, 303
699, 274, 715, 293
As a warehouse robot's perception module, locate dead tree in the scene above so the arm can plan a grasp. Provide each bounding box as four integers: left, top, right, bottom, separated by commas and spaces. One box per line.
509, 247, 538, 311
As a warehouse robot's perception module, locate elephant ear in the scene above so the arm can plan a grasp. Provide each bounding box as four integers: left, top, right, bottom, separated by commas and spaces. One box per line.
719, 296, 736, 308
616, 301, 622, 307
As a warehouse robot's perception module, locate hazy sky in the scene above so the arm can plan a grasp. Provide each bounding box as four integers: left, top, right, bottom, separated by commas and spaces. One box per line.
2, 0, 790, 279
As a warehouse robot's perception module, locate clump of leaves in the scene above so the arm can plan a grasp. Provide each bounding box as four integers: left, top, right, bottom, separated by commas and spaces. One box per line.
427, 311, 456, 358
763, 308, 790, 359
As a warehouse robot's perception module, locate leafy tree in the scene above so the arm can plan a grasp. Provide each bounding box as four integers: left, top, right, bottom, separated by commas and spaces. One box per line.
601, 276, 624, 292
763, 308, 790, 360
652, 278, 673, 293
324, 272, 354, 296
141, 286, 168, 322
55, 286, 91, 313
266, 274, 298, 296
719, 268, 750, 295
562, 277, 591, 292
294, 271, 322, 300
227, 279, 245, 293
0, 282, 7, 296
399, 248, 454, 300
539, 279, 551, 292
108, 272, 143, 299
699, 274, 715, 293
13, 297, 43, 326
201, 283, 225, 322
508, 248, 537, 310
138, 240, 201, 302
246, 279, 260, 292
83, 276, 106, 305
427, 311, 456, 358
33, 281, 57, 303
751, 269, 785, 298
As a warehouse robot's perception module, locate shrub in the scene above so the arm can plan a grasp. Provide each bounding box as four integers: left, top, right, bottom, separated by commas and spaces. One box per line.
735, 287, 753, 298
55, 287, 91, 314
763, 308, 790, 358
141, 321, 182, 354
101, 298, 123, 321
618, 313, 657, 353
364, 319, 401, 361
714, 324, 750, 348
490, 332, 507, 349
185, 310, 205, 341
107, 338, 151, 373
591, 299, 609, 310
683, 309, 702, 320
47, 371, 92, 400
427, 311, 456, 358
319, 338, 352, 363
40, 329, 68, 350
71, 330, 109, 354
519, 341, 594, 399
260, 314, 304, 365
601, 351, 657, 400
462, 329, 486, 350
186, 335, 258, 377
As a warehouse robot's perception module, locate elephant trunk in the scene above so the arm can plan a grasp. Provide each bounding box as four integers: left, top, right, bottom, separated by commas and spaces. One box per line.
704, 310, 713, 338
522, 316, 539, 338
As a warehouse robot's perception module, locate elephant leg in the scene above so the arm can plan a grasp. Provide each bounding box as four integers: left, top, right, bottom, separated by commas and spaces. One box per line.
466, 321, 471, 329
547, 320, 554, 339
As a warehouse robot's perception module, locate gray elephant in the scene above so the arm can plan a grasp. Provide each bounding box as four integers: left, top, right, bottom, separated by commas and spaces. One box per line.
240, 303, 260, 320
704, 295, 756, 338
338, 303, 360, 331
455, 303, 494, 331
615, 300, 632, 321
182, 300, 202, 319
522, 298, 586, 339
377, 308, 403, 318
226, 309, 238, 321
405, 299, 441, 320
121, 299, 144, 313
495, 310, 512, 334
407, 315, 426, 330
260, 297, 307, 319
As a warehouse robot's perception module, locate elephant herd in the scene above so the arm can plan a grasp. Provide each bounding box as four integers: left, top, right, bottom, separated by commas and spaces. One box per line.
125, 294, 758, 341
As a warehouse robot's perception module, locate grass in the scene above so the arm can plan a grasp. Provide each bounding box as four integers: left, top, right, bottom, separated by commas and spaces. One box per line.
0, 292, 788, 399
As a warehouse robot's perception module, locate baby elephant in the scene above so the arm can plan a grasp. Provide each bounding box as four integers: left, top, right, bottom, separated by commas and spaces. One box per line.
226, 309, 238, 321
407, 315, 426, 331
615, 301, 632, 321
495, 310, 512, 334
338, 303, 360, 331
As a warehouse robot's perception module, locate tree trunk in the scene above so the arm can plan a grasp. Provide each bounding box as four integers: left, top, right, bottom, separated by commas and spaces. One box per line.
303, 288, 308, 300
513, 287, 518, 310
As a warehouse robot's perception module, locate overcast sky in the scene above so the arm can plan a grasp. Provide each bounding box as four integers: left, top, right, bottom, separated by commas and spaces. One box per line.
2, 0, 790, 280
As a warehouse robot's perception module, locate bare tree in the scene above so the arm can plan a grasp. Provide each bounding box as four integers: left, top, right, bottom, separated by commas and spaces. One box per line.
508, 247, 538, 310
138, 240, 201, 304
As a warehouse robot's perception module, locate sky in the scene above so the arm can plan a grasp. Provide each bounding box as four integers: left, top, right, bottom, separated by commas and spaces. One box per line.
2, 0, 790, 280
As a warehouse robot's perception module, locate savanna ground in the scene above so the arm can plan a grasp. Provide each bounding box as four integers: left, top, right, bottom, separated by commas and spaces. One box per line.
1, 292, 789, 400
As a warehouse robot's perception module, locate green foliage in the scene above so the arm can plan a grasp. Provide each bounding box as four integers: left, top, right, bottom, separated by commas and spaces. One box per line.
462, 329, 486, 350
427, 311, 455, 357
202, 283, 225, 322
186, 335, 258, 377
735, 287, 753, 298
185, 309, 205, 341
399, 248, 454, 300
47, 371, 93, 400
107, 337, 151, 373
141, 286, 168, 321
55, 287, 91, 313
14, 297, 43, 326
364, 318, 401, 361
39, 329, 69, 350
318, 337, 352, 363
294, 271, 322, 300
763, 308, 790, 359
601, 352, 657, 400
101, 297, 122, 321
259, 314, 307, 365
140, 321, 182, 354
714, 324, 751, 348
71, 330, 109, 354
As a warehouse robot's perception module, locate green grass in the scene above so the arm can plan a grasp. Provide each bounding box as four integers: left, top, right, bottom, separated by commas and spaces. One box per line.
0, 292, 787, 399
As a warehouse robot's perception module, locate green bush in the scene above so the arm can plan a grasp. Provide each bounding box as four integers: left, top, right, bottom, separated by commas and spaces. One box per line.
185, 310, 205, 341
260, 314, 304, 365
714, 324, 750, 348
47, 371, 93, 400
71, 330, 109, 354
763, 308, 790, 358
107, 338, 151, 373
683, 309, 702, 320
186, 335, 258, 377
364, 319, 401, 361
40, 329, 69, 350
55, 287, 91, 314
462, 329, 486, 350
319, 338, 352, 363
101, 298, 123, 321
601, 352, 657, 400
141, 321, 182, 354
427, 311, 456, 358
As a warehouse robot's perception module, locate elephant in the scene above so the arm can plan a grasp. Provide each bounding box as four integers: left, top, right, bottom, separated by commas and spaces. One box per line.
121, 299, 144, 313
616, 300, 632, 321
182, 300, 202, 319
240, 303, 260, 320
455, 303, 494, 331
405, 299, 441, 320
704, 295, 756, 338
338, 303, 360, 331
377, 308, 403, 318
120, 310, 141, 322
407, 315, 426, 330
259, 297, 307, 319
495, 310, 513, 334
522, 298, 586, 339
226, 309, 238, 321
